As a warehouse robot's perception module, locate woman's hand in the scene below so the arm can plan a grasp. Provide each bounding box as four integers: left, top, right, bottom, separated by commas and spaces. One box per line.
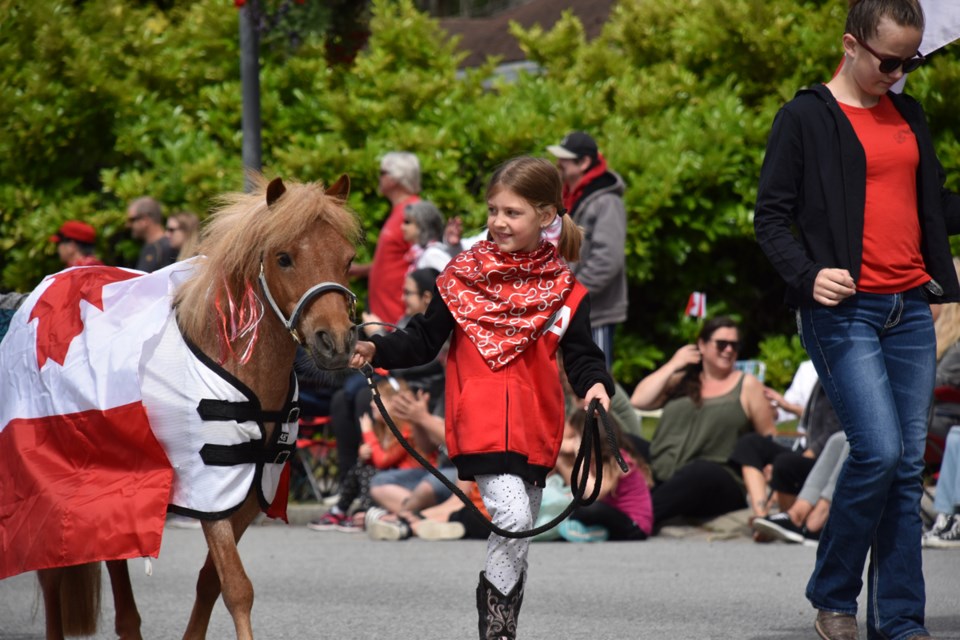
350, 341, 376, 369
358, 443, 372, 461
667, 344, 702, 372
813, 268, 856, 306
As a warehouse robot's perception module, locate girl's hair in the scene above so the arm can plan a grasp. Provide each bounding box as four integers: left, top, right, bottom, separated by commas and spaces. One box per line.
935, 257, 960, 360
845, 0, 924, 40
485, 156, 583, 262
171, 211, 200, 260
670, 316, 740, 406
408, 267, 440, 297
404, 201, 445, 247
380, 152, 421, 194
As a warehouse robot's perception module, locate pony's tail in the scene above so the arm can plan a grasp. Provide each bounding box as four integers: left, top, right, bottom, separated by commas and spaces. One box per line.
60, 562, 102, 636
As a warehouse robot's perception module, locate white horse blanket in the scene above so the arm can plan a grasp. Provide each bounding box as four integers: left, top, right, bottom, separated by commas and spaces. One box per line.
0, 260, 296, 579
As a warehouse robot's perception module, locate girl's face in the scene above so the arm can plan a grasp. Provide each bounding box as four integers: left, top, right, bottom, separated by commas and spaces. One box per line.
844, 16, 922, 98
400, 212, 419, 244
403, 276, 431, 317
486, 187, 550, 254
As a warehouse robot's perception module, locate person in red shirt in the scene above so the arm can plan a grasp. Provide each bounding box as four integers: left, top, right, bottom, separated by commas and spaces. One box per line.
50, 220, 103, 267
351, 151, 421, 326
351, 156, 613, 640
755, 2, 960, 638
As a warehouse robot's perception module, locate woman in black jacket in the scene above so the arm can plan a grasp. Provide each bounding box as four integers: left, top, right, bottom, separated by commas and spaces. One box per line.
754, 2, 960, 639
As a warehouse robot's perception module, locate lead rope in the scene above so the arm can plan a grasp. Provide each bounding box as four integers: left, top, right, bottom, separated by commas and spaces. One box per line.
358, 362, 628, 539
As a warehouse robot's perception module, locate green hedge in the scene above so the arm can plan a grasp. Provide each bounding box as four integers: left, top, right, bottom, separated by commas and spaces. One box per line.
3, 0, 959, 387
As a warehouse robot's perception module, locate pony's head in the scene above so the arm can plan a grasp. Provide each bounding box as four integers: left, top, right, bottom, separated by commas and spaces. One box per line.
175, 174, 361, 370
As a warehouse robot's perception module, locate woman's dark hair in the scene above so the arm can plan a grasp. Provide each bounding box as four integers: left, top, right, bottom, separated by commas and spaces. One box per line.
845, 0, 923, 41
408, 267, 440, 296
669, 316, 740, 406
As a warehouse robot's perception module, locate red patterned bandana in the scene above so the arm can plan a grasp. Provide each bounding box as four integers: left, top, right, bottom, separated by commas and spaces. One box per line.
438, 240, 574, 371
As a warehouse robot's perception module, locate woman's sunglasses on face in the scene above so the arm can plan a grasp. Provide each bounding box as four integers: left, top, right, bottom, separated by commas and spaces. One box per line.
712, 339, 740, 353
855, 36, 925, 74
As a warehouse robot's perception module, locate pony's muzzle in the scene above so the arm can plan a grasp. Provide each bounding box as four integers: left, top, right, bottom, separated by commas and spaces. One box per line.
310, 324, 357, 368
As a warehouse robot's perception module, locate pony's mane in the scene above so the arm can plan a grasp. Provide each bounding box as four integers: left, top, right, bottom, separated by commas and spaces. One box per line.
174, 174, 360, 348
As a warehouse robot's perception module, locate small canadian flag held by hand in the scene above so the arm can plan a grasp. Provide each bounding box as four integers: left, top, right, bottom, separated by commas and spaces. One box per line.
685, 292, 707, 318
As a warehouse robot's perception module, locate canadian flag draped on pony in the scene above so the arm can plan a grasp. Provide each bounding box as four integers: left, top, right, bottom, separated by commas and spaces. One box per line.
0, 258, 295, 580
0, 264, 180, 579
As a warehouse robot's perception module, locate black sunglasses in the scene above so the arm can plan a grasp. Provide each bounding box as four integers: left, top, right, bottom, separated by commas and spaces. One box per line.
712, 339, 740, 352
855, 36, 925, 74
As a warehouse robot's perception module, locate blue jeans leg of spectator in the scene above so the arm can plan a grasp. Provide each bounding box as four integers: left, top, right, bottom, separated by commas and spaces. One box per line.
799, 289, 933, 639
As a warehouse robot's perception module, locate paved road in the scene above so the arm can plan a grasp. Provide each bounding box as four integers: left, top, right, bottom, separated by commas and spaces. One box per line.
2, 519, 958, 639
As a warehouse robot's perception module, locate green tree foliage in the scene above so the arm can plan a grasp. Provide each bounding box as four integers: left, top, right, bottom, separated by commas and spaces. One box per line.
3, 0, 959, 387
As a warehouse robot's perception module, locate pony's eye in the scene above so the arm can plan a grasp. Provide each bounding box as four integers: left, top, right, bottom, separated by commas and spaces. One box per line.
277, 253, 293, 268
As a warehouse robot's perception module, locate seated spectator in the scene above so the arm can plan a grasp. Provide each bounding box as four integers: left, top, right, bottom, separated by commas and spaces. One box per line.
330, 268, 444, 496
363, 478, 489, 542
765, 359, 818, 426
309, 377, 436, 532
923, 425, 960, 548
551, 408, 653, 542
364, 385, 459, 539
630, 316, 775, 529
401, 200, 453, 273
50, 220, 103, 267
730, 379, 842, 519
751, 431, 849, 545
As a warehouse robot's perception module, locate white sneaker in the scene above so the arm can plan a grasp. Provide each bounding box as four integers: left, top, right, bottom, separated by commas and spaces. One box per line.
923, 514, 960, 549
365, 507, 409, 541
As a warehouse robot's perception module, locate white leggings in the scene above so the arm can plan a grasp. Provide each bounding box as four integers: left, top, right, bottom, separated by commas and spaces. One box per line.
476, 474, 543, 594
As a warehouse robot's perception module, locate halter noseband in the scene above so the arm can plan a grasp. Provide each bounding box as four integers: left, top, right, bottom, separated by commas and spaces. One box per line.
258, 261, 357, 344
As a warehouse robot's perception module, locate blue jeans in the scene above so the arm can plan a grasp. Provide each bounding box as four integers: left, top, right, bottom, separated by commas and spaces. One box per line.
799, 289, 934, 640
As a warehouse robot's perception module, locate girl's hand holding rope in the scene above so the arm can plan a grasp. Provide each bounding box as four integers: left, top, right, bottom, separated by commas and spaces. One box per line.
350, 340, 376, 369
583, 382, 610, 413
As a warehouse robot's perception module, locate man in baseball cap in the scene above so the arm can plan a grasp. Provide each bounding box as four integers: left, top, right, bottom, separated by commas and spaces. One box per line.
546, 131, 599, 162
50, 220, 103, 267
547, 131, 627, 370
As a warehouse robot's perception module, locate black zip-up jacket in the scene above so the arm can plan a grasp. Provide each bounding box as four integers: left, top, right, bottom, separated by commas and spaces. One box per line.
755, 83, 960, 307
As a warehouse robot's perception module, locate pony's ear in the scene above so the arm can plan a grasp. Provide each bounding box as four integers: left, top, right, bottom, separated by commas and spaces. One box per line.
326, 174, 350, 200
266, 177, 286, 208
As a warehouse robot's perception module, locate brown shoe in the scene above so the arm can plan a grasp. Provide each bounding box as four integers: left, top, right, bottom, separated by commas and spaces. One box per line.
815, 611, 858, 640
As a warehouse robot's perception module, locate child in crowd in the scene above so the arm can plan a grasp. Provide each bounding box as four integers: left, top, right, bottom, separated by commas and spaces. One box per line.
308, 377, 434, 531
350, 155, 613, 640
554, 408, 653, 542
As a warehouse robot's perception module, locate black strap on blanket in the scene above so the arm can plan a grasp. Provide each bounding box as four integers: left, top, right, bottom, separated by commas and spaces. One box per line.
360, 363, 628, 539
199, 441, 296, 466
197, 398, 301, 425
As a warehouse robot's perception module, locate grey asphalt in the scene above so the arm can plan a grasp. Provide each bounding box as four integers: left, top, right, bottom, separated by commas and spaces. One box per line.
1, 507, 958, 639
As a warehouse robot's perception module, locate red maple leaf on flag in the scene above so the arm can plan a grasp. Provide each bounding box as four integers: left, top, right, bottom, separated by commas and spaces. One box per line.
29, 268, 140, 369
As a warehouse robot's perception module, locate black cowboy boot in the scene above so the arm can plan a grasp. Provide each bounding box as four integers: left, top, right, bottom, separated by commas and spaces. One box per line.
476, 571, 524, 640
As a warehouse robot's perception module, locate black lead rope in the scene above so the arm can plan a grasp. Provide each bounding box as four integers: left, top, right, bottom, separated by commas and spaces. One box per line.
359, 362, 628, 539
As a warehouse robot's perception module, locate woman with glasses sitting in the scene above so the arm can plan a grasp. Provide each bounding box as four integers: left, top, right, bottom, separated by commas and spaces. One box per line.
630, 316, 776, 529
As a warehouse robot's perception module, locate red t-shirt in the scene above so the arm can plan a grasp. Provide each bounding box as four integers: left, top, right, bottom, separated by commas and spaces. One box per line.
839, 95, 928, 293
368, 195, 418, 324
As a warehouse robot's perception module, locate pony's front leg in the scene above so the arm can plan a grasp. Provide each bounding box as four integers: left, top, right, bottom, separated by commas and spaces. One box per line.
105, 560, 142, 639
37, 568, 65, 640
183, 498, 261, 639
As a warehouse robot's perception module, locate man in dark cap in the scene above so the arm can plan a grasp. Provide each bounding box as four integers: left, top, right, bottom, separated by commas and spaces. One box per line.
50, 220, 103, 267
547, 131, 628, 369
